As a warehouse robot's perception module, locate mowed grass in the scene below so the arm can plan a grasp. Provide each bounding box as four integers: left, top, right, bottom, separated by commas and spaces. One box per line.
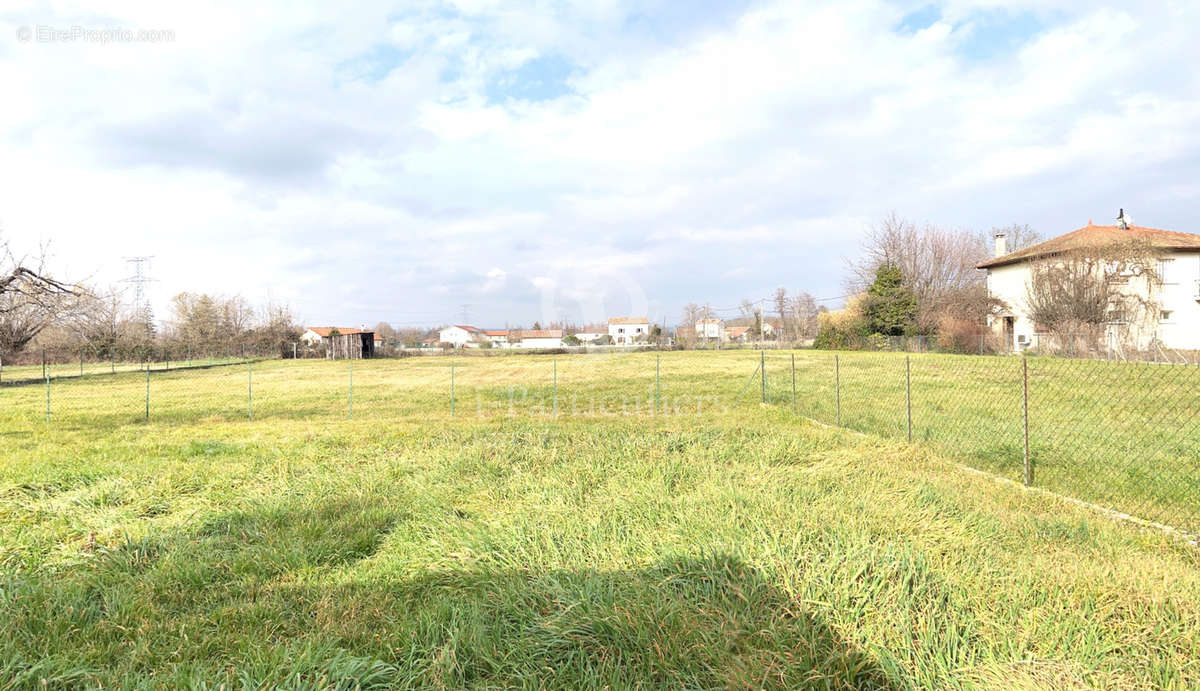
1, 356, 1199, 687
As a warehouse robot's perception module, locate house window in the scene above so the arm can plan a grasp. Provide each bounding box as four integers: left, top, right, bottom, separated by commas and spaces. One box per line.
1158, 258, 1175, 284
1161, 309, 1174, 323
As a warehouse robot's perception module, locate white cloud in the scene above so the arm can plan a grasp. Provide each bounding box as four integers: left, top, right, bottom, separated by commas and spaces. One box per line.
2, 0, 1199, 327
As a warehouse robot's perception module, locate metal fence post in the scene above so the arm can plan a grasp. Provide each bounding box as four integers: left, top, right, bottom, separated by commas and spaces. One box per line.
760, 350, 766, 404
248, 360, 253, 421
348, 358, 353, 420
553, 359, 557, 417
791, 353, 796, 414
451, 363, 456, 417
905, 355, 912, 442
144, 368, 150, 421
44, 373, 50, 423
656, 354, 661, 415
42, 349, 46, 381
1022, 357, 1032, 486
835, 354, 841, 426
79, 351, 83, 377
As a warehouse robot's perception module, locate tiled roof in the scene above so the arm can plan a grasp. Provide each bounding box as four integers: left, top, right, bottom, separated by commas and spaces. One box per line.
451, 325, 486, 333
608, 316, 649, 325
978, 221, 1200, 269
516, 329, 564, 339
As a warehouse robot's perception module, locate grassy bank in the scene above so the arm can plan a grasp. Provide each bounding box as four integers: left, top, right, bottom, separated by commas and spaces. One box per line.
1, 405, 1198, 687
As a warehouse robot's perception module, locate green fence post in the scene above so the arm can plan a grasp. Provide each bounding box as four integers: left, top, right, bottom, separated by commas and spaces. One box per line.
905, 355, 912, 442
451, 363, 456, 417
1023, 357, 1032, 486
656, 354, 661, 415
80, 351, 83, 377
248, 360, 253, 421
553, 359, 557, 417
144, 368, 150, 421
760, 350, 766, 404
349, 358, 354, 420
791, 353, 796, 414
834, 354, 841, 427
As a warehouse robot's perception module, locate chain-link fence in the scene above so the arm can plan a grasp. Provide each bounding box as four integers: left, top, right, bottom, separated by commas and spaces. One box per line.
3, 348, 1198, 537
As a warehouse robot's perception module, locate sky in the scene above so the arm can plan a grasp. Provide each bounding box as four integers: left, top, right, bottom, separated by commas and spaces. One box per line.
2, 0, 1199, 330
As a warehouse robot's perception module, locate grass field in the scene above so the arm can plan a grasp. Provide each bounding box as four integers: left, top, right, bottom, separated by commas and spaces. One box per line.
4, 349, 1199, 534
2, 389, 1200, 688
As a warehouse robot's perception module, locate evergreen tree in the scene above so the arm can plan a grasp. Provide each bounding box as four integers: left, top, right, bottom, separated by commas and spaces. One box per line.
864, 265, 917, 336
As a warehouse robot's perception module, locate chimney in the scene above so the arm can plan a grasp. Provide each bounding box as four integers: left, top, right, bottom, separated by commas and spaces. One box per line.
994, 232, 1007, 258
1117, 208, 1131, 230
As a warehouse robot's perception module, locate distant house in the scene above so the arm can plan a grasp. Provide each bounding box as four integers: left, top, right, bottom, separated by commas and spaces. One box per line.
439, 325, 486, 348
513, 329, 564, 349
484, 330, 510, 348
300, 327, 375, 359
725, 326, 750, 343
608, 317, 649, 345
573, 332, 605, 343
695, 318, 725, 342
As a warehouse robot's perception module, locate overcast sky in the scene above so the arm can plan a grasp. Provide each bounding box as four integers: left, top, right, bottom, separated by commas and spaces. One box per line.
2, 0, 1198, 329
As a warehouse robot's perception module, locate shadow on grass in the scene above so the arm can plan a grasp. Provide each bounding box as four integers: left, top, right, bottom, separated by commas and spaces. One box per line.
0, 494, 894, 689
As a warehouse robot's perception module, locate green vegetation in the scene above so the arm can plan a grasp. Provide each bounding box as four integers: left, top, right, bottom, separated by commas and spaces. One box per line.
2, 352, 1198, 687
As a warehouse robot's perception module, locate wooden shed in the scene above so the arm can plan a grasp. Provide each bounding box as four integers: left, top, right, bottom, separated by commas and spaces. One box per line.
304, 327, 376, 359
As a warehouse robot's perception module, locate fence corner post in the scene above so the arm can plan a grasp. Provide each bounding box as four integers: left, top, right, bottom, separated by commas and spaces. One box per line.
1022, 356, 1032, 486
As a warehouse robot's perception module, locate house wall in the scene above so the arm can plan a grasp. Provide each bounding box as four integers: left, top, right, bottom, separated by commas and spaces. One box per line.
1156, 253, 1200, 350
694, 321, 725, 340
439, 326, 473, 347
986, 250, 1200, 351
608, 322, 648, 344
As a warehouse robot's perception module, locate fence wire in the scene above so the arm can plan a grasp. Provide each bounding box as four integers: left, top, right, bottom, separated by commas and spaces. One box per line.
3, 348, 1198, 536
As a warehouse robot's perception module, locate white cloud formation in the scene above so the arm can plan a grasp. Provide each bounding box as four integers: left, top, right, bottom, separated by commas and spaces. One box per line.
1, 0, 1198, 328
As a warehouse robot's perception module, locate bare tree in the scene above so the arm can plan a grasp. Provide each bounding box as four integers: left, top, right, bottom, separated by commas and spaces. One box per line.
0, 233, 82, 355
1024, 239, 1161, 350
983, 223, 1042, 254
847, 213, 990, 333
773, 287, 788, 341
790, 291, 819, 340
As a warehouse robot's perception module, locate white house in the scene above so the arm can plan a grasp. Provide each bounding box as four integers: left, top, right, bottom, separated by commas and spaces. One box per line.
695, 318, 725, 342
513, 329, 564, 348
608, 317, 649, 345
484, 330, 510, 348
978, 217, 1200, 352
573, 332, 605, 343
439, 324, 486, 348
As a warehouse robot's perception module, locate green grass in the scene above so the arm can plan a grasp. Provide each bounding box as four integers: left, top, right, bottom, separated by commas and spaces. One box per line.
5, 350, 1199, 533
2, 414, 1199, 688
2, 353, 1199, 687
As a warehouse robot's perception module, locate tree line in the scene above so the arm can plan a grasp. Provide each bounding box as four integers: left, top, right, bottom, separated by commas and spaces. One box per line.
815, 214, 1041, 352
1, 231, 301, 364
